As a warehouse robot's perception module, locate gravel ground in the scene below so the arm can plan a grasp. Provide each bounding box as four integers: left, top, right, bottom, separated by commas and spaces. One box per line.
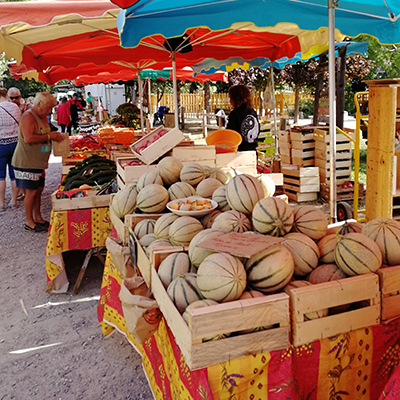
0, 158, 152, 400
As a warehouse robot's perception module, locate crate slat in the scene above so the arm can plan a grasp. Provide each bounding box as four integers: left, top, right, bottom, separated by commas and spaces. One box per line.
283, 189, 318, 202
282, 167, 319, 178
377, 266, 400, 322
291, 157, 314, 167
288, 274, 380, 346
172, 145, 216, 162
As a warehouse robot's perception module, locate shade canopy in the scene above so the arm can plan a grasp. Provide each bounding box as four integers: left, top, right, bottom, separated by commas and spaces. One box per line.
118, 0, 400, 46
192, 41, 369, 75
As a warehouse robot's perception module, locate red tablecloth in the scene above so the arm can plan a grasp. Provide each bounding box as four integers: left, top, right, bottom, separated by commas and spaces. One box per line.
45, 207, 112, 292
98, 252, 400, 400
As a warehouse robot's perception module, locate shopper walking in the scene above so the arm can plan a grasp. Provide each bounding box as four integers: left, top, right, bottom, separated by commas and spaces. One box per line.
0, 88, 21, 211
57, 97, 71, 134
12, 92, 63, 232
67, 93, 84, 134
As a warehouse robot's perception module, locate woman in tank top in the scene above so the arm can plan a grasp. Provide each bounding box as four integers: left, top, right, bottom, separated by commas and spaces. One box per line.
12, 92, 63, 233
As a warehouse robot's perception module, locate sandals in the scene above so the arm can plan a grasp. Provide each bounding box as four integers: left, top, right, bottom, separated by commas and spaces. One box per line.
24, 223, 48, 233
17, 194, 25, 201
37, 221, 50, 229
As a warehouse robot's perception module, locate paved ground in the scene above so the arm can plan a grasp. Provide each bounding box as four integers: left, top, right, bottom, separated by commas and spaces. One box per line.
0, 159, 153, 400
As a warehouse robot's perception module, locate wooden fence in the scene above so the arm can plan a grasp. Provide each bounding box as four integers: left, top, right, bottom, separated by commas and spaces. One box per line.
150, 92, 314, 119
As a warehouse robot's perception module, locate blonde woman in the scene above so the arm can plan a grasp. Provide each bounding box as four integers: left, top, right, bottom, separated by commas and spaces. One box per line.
12, 92, 63, 233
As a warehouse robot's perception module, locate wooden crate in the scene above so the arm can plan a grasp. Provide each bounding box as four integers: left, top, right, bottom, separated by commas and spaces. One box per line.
314, 140, 351, 153
315, 158, 352, 171
314, 147, 352, 161
287, 274, 380, 347
291, 156, 314, 167
283, 167, 319, 194
277, 130, 290, 141
51, 190, 110, 211
61, 165, 73, 175
182, 160, 216, 168
313, 128, 352, 144
109, 151, 134, 162
130, 126, 185, 165
215, 151, 257, 169
117, 174, 126, 190
221, 165, 257, 176
116, 157, 157, 184
319, 182, 365, 201
279, 146, 291, 158
280, 154, 291, 164
291, 148, 315, 159
319, 167, 352, 184
377, 266, 400, 322
172, 145, 216, 163
283, 189, 318, 202
109, 194, 127, 243
149, 249, 290, 370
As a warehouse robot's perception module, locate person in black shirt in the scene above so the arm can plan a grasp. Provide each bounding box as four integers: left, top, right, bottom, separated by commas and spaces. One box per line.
227, 85, 260, 152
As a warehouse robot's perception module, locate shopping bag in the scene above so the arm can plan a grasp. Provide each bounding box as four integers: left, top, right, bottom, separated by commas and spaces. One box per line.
119, 277, 162, 344
52, 132, 70, 157
106, 237, 135, 278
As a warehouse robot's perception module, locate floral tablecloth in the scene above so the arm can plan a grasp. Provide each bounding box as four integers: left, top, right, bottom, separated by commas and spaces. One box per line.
98, 251, 400, 400
45, 207, 112, 292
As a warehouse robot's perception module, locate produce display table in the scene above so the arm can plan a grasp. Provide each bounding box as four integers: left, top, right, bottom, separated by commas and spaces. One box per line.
45, 207, 112, 293
98, 252, 400, 400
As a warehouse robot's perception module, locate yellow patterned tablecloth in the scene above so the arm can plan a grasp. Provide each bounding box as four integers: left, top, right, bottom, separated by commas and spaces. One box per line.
98, 252, 400, 400
45, 207, 112, 292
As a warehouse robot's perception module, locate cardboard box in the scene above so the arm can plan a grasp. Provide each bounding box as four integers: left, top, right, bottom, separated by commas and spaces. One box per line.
130, 126, 184, 165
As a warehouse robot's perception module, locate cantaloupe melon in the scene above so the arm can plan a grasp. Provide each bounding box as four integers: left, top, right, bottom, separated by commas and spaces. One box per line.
188, 229, 224, 268
157, 156, 183, 186
180, 163, 205, 186
282, 232, 320, 276
167, 273, 203, 313
196, 178, 223, 198
209, 168, 228, 184
154, 213, 179, 239
258, 174, 276, 197
146, 239, 173, 256
169, 216, 204, 246
111, 185, 137, 219
226, 174, 265, 215
239, 290, 265, 299
308, 263, 346, 284
139, 233, 157, 247
197, 253, 246, 302
335, 233, 382, 276
136, 184, 169, 213
201, 209, 222, 228
158, 252, 190, 288
252, 197, 294, 236
202, 165, 212, 179
361, 218, 400, 266
284, 281, 328, 319
212, 186, 231, 212
168, 182, 196, 200
212, 210, 251, 233
136, 171, 163, 192
317, 234, 337, 264
134, 219, 156, 240
338, 221, 363, 235
292, 206, 328, 240
245, 245, 294, 293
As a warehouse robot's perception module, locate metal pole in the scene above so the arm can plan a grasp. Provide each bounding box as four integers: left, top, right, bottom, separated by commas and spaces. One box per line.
172, 52, 179, 128
270, 63, 278, 154
148, 78, 153, 128
137, 71, 145, 135
328, 0, 337, 223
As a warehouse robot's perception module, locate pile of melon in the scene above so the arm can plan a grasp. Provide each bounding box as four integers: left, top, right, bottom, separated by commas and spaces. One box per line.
150, 192, 400, 341
111, 156, 276, 220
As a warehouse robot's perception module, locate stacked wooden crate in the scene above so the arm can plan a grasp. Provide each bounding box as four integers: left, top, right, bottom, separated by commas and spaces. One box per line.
282, 166, 320, 202
278, 130, 291, 166
290, 127, 315, 167
314, 128, 352, 184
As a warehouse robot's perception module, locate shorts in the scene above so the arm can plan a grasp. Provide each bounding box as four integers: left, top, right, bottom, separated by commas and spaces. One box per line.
14, 167, 45, 190
0, 142, 17, 181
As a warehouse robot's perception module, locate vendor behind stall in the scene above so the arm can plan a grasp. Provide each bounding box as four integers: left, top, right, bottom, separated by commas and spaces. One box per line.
227, 84, 260, 152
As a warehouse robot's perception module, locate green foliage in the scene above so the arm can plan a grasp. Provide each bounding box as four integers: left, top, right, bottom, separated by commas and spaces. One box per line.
0, 58, 53, 97
115, 103, 141, 128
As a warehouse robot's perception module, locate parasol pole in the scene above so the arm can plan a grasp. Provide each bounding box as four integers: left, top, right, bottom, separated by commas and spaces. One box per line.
172, 51, 179, 128
147, 78, 153, 128
97, 83, 101, 123
328, 0, 337, 223
137, 70, 145, 135
270, 62, 278, 154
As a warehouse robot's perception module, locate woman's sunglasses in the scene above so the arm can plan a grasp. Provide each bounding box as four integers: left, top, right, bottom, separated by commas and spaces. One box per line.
9, 96, 20, 100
